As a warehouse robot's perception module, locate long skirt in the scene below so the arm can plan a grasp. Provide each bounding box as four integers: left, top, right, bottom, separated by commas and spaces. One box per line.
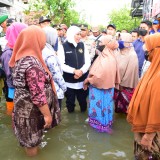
134, 132, 160, 160
88, 85, 114, 133
114, 87, 134, 114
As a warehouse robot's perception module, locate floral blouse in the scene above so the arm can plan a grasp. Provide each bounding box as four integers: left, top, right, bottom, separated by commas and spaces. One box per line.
12, 56, 51, 112
42, 47, 66, 99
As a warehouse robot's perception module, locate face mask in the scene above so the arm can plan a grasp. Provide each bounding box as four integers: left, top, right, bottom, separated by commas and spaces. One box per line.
144, 50, 149, 61
139, 29, 148, 36
96, 40, 105, 52
96, 45, 105, 52
118, 40, 125, 49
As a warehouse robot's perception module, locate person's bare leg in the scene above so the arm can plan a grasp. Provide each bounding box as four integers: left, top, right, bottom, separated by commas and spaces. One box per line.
25, 146, 38, 157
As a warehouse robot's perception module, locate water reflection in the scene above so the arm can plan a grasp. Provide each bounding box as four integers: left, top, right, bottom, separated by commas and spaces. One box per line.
0, 99, 134, 160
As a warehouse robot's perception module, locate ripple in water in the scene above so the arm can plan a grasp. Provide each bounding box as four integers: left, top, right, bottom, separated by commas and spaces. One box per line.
102, 150, 126, 158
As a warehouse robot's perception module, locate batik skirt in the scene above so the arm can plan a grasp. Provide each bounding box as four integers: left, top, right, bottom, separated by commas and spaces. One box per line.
88, 85, 114, 133
114, 87, 134, 114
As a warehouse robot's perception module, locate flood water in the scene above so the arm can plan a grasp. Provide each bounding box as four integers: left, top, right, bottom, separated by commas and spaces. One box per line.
0, 98, 134, 160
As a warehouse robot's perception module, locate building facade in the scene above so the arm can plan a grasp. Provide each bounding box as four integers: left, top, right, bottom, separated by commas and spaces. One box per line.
0, 0, 28, 22
131, 0, 160, 20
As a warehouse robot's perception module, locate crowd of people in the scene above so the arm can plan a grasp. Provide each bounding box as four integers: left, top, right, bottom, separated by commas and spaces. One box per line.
0, 14, 160, 159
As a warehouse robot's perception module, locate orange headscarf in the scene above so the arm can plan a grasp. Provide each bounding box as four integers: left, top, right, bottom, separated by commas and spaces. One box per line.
9, 25, 56, 94
127, 33, 160, 133
87, 35, 120, 89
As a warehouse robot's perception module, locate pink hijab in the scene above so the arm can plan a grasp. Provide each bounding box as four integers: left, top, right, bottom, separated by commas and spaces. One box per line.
87, 35, 120, 89
6, 22, 27, 49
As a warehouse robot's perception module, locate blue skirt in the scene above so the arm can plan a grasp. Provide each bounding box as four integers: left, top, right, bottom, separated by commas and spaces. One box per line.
88, 85, 114, 133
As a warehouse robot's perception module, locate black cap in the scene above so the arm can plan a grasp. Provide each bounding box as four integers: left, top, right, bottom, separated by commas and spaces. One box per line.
107, 24, 116, 30
6, 18, 15, 26
79, 24, 88, 30
39, 16, 51, 24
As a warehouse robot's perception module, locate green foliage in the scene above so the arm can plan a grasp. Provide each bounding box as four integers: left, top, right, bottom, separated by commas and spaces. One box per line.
24, 0, 85, 26
108, 5, 142, 32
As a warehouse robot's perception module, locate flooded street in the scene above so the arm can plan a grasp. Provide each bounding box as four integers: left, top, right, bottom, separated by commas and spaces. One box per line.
0, 98, 134, 160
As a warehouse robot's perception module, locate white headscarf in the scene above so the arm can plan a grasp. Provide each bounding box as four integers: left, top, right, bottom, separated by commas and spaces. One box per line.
66, 26, 81, 47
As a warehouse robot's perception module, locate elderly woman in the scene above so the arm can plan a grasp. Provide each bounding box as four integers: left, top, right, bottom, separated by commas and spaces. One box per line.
127, 33, 160, 160
114, 33, 139, 114
42, 26, 66, 109
9, 26, 61, 156
83, 35, 120, 133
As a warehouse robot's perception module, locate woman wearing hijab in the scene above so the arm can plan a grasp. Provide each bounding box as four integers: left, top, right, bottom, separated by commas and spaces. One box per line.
42, 26, 66, 109
114, 33, 139, 114
9, 25, 61, 156
127, 33, 160, 160
83, 35, 120, 133
59, 26, 91, 113
0, 22, 27, 115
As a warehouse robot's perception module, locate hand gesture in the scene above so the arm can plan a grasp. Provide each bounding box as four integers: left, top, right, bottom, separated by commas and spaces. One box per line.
74, 69, 83, 79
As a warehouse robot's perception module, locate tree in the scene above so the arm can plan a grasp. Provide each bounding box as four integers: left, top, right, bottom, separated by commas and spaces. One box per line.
24, 0, 85, 26
108, 5, 142, 32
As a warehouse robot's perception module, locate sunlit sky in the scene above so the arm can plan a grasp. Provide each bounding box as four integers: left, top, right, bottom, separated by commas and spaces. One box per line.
74, 0, 132, 26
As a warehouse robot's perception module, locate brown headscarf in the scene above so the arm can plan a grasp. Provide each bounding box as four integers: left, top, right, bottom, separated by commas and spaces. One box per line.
87, 35, 120, 89
115, 33, 139, 88
9, 25, 56, 94
127, 33, 160, 133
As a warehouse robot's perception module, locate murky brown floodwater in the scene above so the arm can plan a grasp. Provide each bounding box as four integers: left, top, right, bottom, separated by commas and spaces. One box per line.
0, 98, 134, 160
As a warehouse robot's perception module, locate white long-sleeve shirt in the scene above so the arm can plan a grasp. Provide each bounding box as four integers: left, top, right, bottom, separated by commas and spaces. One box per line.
58, 42, 91, 89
